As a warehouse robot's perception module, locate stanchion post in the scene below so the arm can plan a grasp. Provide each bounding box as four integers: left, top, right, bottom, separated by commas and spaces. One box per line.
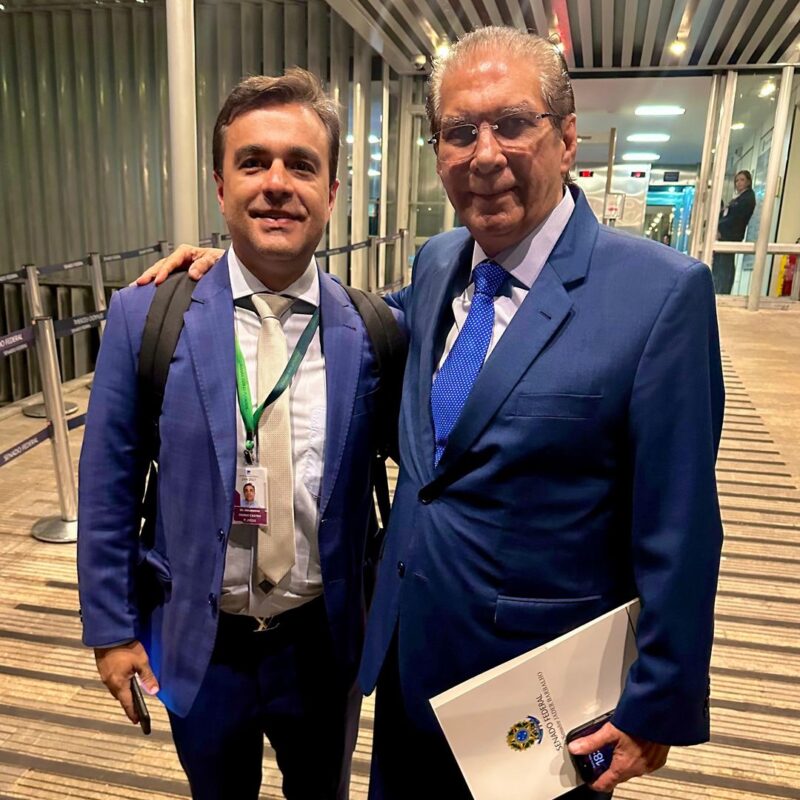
88, 252, 107, 338
367, 237, 378, 292
159, 240, 170, 258
25, 264, 44, 317
211, 232, 221, 248
30, 315, 78, 543
400, 229, 410, 285
22, 265, 78, 419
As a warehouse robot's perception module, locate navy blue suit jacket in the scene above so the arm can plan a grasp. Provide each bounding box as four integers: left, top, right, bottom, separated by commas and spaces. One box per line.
360, 187, 724, 746
78, 256, 382, 717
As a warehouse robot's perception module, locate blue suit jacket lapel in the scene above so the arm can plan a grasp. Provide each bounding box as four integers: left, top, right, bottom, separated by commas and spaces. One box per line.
319, 271, 361, 518
433, 188, 599, 477
183, 256, 237, 512
414, 236, 473, 481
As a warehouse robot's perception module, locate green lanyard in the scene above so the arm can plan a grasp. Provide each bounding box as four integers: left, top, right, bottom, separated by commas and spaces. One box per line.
235, 306, 320, 463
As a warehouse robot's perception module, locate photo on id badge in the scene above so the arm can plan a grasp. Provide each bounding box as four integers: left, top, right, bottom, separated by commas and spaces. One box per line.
233, 466, 268, 525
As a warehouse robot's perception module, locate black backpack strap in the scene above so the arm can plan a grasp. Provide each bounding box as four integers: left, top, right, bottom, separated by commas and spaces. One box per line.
342, 285, 407, 550
138, 272, 196, 454
137, 272, 195, 550
342, 285, 406, 461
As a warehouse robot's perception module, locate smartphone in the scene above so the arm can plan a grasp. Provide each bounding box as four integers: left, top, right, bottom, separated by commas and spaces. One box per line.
130, 676, 152, 735
565, 710, 614, 783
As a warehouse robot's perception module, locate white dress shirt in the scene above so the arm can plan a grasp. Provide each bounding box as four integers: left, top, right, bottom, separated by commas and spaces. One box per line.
436, 189, 575, 377
222, 246, 326, 617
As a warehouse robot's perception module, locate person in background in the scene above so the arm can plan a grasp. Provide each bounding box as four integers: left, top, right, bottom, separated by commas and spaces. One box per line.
713, 169, 756, 294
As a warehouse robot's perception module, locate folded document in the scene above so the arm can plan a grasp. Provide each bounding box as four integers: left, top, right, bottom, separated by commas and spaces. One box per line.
430, 600, 640, 800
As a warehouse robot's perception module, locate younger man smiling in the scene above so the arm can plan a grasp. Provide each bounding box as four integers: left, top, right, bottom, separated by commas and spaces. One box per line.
78, 70, 386, 800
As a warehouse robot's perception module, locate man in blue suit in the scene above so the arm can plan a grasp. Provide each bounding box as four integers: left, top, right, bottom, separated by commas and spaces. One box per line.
142, 28, 724, 800
358, 28, 723, 799
78, 69, 382, 799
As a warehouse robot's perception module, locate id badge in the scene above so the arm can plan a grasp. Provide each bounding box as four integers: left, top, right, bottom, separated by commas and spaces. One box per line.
233, 466, 268, 526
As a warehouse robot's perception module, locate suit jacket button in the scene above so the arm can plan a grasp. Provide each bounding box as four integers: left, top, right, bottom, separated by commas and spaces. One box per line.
217, 528, 225, 542
208, 593, 217, 613
418, 489, 433, 504
397, 561, 406, 577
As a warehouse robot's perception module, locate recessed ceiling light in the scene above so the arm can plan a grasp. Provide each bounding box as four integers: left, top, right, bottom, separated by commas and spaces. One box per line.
623, 152, 661, 161
416, 137, 425, 146
368, 134, 380, 144
435, 42, 450, 59
371, 153, 382, 161
635, 105, 685, 116
669, 40, 686, 56
345, 134, 354, 144
758, 81, 776, 98
368, 168, 381, 177
627, 133, 670, 143
731, 122, 745, 130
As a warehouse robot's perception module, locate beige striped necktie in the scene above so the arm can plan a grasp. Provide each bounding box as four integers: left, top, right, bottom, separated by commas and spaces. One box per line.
251, 293, 296, 591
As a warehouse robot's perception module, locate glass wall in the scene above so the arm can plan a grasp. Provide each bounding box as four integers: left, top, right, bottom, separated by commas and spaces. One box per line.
770, 72, 800, 298
714, 72, 782, 295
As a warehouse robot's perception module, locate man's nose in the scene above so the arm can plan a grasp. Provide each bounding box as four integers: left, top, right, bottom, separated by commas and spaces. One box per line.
262, 162, 292, 197
471, 123, 506, 172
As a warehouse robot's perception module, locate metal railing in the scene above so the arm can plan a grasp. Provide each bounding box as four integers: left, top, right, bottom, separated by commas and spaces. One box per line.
0, 229, 410, 545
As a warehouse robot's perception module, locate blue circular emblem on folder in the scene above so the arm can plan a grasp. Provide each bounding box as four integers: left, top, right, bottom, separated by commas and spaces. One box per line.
506, 715, 544, 751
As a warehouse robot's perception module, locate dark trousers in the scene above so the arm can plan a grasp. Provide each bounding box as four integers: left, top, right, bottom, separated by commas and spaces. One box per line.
168, 598, 360, 800
368, 642, 611, 800
712, 252, 736, 294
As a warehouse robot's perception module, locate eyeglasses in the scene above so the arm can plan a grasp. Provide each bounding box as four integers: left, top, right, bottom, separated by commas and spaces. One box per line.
428, 111, 562, 164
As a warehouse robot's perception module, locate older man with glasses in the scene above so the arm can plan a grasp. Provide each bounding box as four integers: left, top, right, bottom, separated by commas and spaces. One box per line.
356, 27, 724, 800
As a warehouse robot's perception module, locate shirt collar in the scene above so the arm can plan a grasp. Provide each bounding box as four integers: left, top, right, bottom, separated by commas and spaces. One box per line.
227, 245, 320, 308
470, 187, 575, 289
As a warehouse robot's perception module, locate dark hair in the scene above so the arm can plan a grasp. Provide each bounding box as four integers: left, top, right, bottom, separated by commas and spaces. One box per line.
243, 482, 255, 492
735, 170, 752, 189
213, 68, 340, 184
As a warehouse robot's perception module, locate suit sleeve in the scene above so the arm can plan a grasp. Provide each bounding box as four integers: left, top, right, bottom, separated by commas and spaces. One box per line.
77, 289, 150, 647
613, 261, 724, 745
384, 238, 432, 312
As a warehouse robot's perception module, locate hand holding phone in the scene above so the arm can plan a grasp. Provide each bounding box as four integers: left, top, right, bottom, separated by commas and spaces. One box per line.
565, 710, 615, 783
130, 676, 152, 735
566, 712, 671, 793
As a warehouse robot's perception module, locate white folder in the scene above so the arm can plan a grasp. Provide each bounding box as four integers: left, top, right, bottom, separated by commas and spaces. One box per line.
430, 599, 640, 800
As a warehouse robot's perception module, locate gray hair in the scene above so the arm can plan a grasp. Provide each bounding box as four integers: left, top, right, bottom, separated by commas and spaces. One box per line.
426, 27, 575, 136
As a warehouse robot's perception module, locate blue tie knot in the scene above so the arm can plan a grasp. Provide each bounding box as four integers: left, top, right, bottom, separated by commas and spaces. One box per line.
473, 259, 507, 298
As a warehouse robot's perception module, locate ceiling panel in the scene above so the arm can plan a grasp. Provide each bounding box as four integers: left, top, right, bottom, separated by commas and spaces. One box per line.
323, 0, 800, 74
5, 0, 796, 74
572, 74, 712, 165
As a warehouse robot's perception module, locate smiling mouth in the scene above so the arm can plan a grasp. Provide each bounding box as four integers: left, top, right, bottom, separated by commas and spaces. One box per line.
473, 186, 514, 197
250, 210, 302, 222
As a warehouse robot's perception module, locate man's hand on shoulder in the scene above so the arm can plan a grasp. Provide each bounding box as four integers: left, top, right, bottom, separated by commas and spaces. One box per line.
95, 640, 159, 724
567, 721, 670, 793
133, 244, 225, 287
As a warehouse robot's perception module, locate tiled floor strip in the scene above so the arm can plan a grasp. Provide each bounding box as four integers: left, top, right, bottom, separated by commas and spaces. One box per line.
1, 304, 799, 798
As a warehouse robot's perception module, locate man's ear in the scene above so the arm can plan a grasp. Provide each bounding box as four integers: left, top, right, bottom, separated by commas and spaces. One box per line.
328, 178, 340, 214
560, 114, 578, 178
214, 170, 225, 214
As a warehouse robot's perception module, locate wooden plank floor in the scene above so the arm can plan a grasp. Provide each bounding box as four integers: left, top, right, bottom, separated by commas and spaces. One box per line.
0, 303, 798, 799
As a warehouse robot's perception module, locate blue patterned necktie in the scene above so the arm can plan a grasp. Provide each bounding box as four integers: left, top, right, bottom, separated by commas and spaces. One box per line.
431, 259, 508, 466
